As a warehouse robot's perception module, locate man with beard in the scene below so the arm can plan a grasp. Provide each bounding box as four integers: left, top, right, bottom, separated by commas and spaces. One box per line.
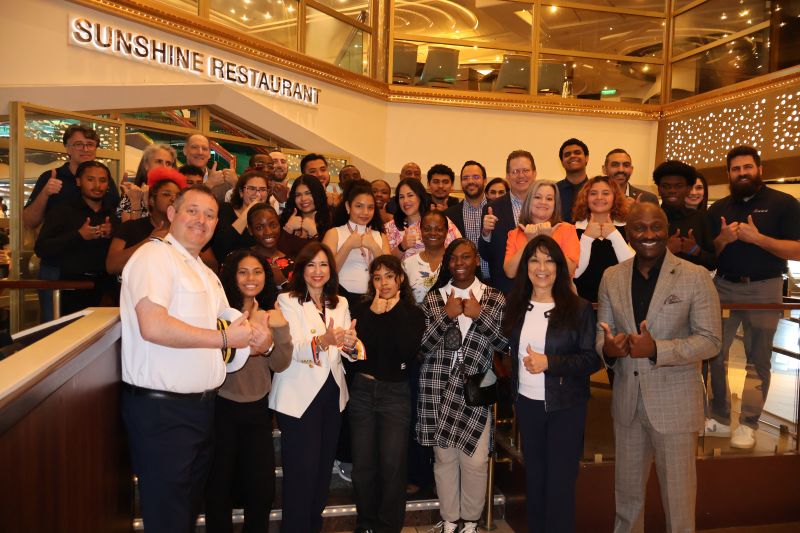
445, 160, 490, 279
597, 202, 721, 533
555, 138, 589, 222
426, 163, 459, 211
653, 160, 715, 271
268, 150, 291, 211
603, 149, 658, 206
705, 145, 800, 449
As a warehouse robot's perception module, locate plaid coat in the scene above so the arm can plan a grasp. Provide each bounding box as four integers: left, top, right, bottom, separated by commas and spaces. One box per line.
416, 284, 508, 456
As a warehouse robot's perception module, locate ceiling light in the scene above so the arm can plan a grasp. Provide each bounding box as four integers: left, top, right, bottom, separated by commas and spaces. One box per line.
287, 5, 294, 12
721, 13, 727, 20
549, 5, 557, 13
264, 12, 272, 18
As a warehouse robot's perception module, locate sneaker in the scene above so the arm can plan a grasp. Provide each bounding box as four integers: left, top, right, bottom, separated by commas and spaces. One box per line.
432, 520, 458, 533
704, 418, 731, 437
731, 425, 756, 449
334, 460, 352, 483
460, 522, 479, 533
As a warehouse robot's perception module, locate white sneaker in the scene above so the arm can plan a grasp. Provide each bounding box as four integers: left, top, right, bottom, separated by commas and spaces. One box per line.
432, 521, 458, 533
731, 425, 756, 449
460, 522, 479, 533
704, 418, 732, 437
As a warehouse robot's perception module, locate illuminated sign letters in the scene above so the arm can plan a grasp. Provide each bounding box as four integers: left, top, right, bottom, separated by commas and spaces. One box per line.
69, 17, 321, 106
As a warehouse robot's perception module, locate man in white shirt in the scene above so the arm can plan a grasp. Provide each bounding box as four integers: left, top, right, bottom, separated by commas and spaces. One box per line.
120, 185, 272, 532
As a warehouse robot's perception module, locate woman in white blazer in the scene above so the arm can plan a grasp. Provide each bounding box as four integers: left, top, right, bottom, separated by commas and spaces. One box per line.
269, 241, 362, 533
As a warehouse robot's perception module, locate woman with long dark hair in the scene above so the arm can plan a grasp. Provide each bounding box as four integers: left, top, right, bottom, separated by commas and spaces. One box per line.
323, 181, 389, 309
278, 175, 332, 259
385, 178, 460, 260
205, 249, 291, 533
349, 254, 425, 533
269, 241, 362, 532
418, 238, 507, 533
685, 171, 709, 211
502, 235, 600, 533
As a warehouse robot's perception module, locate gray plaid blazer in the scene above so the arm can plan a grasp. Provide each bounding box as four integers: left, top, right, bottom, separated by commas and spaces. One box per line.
595, 251, 722, 433
416, 284, 508, 455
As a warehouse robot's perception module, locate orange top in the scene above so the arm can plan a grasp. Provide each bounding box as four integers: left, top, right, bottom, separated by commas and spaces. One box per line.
504, 223, 580, 270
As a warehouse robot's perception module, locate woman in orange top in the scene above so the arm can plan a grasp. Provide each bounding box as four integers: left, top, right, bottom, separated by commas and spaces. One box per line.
504, 179, 579, 278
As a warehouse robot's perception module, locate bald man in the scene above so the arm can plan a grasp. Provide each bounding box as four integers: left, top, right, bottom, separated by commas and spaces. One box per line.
597, 202, 721, 533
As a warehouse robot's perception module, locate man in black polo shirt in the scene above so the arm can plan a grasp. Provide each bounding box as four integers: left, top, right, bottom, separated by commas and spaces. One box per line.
653, 160, 715, 271
706, 145, 800, 449
555, 138, 589, 223
34, 161, 120, 315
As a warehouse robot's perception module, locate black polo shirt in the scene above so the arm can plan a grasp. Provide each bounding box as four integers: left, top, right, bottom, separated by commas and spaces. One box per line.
114, 217, 155, 248
708, 186, 800, 279
557, 176, 587, 223
25, 162, 121, 215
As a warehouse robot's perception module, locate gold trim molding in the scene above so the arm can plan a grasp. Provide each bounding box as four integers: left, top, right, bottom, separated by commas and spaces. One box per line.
63, 0, 800, 122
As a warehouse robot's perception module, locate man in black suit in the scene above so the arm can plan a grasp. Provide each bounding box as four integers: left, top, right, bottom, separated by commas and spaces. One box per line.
603, 148, 658, 205
479, 150, 536, 292
445, 160, 489, 280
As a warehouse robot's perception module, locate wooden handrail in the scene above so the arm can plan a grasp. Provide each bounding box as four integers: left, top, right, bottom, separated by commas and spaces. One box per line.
0, 280, 94, 290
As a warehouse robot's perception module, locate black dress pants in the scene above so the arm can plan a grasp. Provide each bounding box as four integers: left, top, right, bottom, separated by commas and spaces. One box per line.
121, 387, 215, 533
276, 372, 342, 533
205, 394, 275, 533
516, 395, 587, 533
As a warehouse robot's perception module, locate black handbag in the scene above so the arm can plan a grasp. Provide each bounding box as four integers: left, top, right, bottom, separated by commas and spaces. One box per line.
463, 367, 498, 406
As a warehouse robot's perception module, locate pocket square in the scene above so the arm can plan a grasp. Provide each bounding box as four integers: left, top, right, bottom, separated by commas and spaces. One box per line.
664, 294, 682, 305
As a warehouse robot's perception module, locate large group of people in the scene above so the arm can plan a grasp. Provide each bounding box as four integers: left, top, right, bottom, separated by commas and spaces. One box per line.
21, 125, 800, 533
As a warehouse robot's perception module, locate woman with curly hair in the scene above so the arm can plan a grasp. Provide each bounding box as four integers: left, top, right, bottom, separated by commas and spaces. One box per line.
571, 175, 633, 302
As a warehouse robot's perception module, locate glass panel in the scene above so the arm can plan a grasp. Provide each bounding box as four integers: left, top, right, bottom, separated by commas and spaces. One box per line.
541, 5, 665, 58
673, 0, 772, 56
563, 0, 666, 11
395, 0, 532, 51
210, 0, 299, 51
538, 54, 662, 103
701, 305, 799, 457
120, 109, 198, 128
207, 140, 271, 175
0, 120, 9, 139
395, 41, 532, 93
155, 0, 199, 15
670, 28, 769, 100
23, 113, 120, 151
305, 7, 369, 75
209, 113, 264, 140
312, 0, 369, 23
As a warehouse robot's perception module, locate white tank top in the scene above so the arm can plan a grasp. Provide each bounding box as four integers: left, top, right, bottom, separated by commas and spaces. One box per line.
335, 223, 381, 294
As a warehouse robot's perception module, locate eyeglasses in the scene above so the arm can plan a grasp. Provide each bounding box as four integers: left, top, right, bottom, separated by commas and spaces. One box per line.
510, 168, 532, 176
70, 141, 98, 150
244, 186, 269, 194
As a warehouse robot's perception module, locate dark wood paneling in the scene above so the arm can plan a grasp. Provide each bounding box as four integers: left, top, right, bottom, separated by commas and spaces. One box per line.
0, 340, 131, 532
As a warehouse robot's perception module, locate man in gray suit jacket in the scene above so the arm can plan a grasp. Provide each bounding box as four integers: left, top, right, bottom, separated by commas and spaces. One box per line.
597, 202, 721, 533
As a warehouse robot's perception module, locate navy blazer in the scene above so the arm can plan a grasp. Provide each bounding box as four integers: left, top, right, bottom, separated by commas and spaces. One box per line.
507, 299, 600, 412
478, 193, 516, 292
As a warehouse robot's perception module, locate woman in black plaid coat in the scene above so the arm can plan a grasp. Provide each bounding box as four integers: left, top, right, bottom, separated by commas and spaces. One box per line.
416, 238, 508, 533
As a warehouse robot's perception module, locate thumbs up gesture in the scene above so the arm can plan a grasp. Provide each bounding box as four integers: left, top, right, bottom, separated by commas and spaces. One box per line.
737, 214, 762, 245
78, 217, 99, 240
667, 227, 682, 254
482, 206, 498, 236
206, 161, 223, 187
462, 290, 481, 319
99, 216, 113, 238
600, 322, 629, 358
44, 169, 62, 197
719, 216, 739, 245
342, 319, 358, 349
629, 320, 655, 358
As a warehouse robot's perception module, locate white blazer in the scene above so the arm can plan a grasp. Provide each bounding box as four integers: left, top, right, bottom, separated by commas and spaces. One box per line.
269, 292, 353, 418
